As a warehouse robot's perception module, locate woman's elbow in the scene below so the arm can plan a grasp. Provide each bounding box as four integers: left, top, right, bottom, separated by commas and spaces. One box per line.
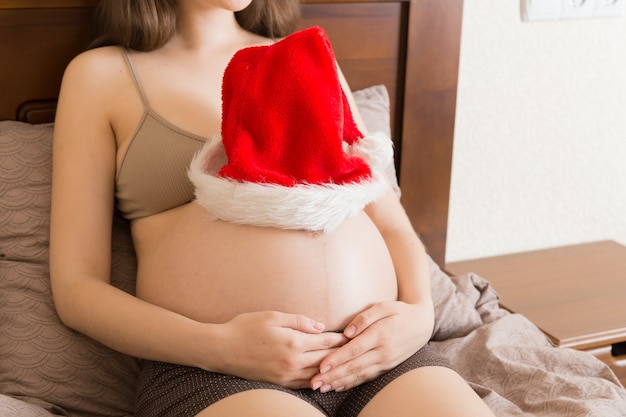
49, 272, 77, 327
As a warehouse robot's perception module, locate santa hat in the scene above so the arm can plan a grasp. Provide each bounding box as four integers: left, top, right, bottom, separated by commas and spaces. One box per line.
188, 26, 393, 232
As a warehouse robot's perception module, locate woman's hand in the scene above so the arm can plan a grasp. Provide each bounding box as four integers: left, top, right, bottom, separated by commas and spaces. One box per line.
214, 311, 348, 389
310, 300, 434, 392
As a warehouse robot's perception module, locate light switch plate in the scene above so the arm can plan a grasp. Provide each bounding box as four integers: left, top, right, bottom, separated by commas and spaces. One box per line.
522, 0, 625, 20
561, 0, 595, 19
522, 0, 562, 21
594, 0, 626, 17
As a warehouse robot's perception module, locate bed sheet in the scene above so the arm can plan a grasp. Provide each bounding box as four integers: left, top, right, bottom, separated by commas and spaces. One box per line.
428, 261, 626, 416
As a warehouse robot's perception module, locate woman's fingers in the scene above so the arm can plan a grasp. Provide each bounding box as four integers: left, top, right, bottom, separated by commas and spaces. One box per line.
341, 302, 390, 338
312, 349, 384, 392
277, 312, 327, 334
309, 328, 381, 390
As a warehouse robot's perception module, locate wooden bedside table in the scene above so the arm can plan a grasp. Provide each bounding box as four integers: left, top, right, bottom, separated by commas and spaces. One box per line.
445, 240, 626, 387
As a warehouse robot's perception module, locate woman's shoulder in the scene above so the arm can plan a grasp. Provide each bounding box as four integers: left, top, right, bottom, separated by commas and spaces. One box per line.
57, 46, 135, 124
60, 46, 131, 100
65, 46, 125, 77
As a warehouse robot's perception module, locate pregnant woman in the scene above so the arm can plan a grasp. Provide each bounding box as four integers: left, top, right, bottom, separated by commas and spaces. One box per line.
49, 1, 496, 416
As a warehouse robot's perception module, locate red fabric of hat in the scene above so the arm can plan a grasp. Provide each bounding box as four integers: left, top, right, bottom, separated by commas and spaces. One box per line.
217, 26, 371, 186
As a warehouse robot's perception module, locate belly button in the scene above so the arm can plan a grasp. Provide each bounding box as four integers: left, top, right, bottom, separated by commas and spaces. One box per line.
308, 230, 322, 238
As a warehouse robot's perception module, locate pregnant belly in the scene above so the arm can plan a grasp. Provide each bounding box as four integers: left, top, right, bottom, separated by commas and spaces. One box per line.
134, 209, 398, 331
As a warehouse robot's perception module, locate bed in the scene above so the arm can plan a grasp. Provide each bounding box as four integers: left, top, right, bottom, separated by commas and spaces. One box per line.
1, 1, 625, 416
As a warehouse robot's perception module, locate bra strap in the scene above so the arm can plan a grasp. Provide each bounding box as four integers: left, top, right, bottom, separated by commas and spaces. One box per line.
120, 47, 149, 108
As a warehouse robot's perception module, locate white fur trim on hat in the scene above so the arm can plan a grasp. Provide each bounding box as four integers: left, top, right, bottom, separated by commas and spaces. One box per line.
188, 132, 394, 232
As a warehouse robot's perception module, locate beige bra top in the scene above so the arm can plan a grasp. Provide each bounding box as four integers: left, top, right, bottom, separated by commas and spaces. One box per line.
115, 49, 208, 220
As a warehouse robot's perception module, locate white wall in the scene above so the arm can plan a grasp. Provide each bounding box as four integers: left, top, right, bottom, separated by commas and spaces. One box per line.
446, 0, 626, 262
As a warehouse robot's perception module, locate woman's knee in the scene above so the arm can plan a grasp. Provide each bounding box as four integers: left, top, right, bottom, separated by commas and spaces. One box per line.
358, 366, 495, 417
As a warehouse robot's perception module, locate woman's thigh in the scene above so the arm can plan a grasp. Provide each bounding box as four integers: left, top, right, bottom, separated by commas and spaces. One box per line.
195, 389, 327, 417
357, 366, 496, 417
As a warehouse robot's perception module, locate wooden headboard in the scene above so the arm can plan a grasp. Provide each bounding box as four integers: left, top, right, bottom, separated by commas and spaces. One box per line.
0, 0, 464, 267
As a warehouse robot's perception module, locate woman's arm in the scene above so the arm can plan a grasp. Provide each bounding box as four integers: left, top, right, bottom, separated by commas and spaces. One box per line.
50, 48, 217, 367
49, 49, 344, 388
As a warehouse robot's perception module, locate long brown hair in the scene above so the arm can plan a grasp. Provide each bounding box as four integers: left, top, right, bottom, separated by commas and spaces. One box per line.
89, 0, 301, 51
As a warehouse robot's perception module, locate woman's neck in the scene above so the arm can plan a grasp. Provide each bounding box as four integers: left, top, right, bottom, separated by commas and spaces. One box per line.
170, 6, 249, 54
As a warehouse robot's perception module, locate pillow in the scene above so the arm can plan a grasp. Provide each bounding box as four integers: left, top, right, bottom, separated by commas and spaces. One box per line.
0, 121, 139, 417
352, 84, 401, 197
